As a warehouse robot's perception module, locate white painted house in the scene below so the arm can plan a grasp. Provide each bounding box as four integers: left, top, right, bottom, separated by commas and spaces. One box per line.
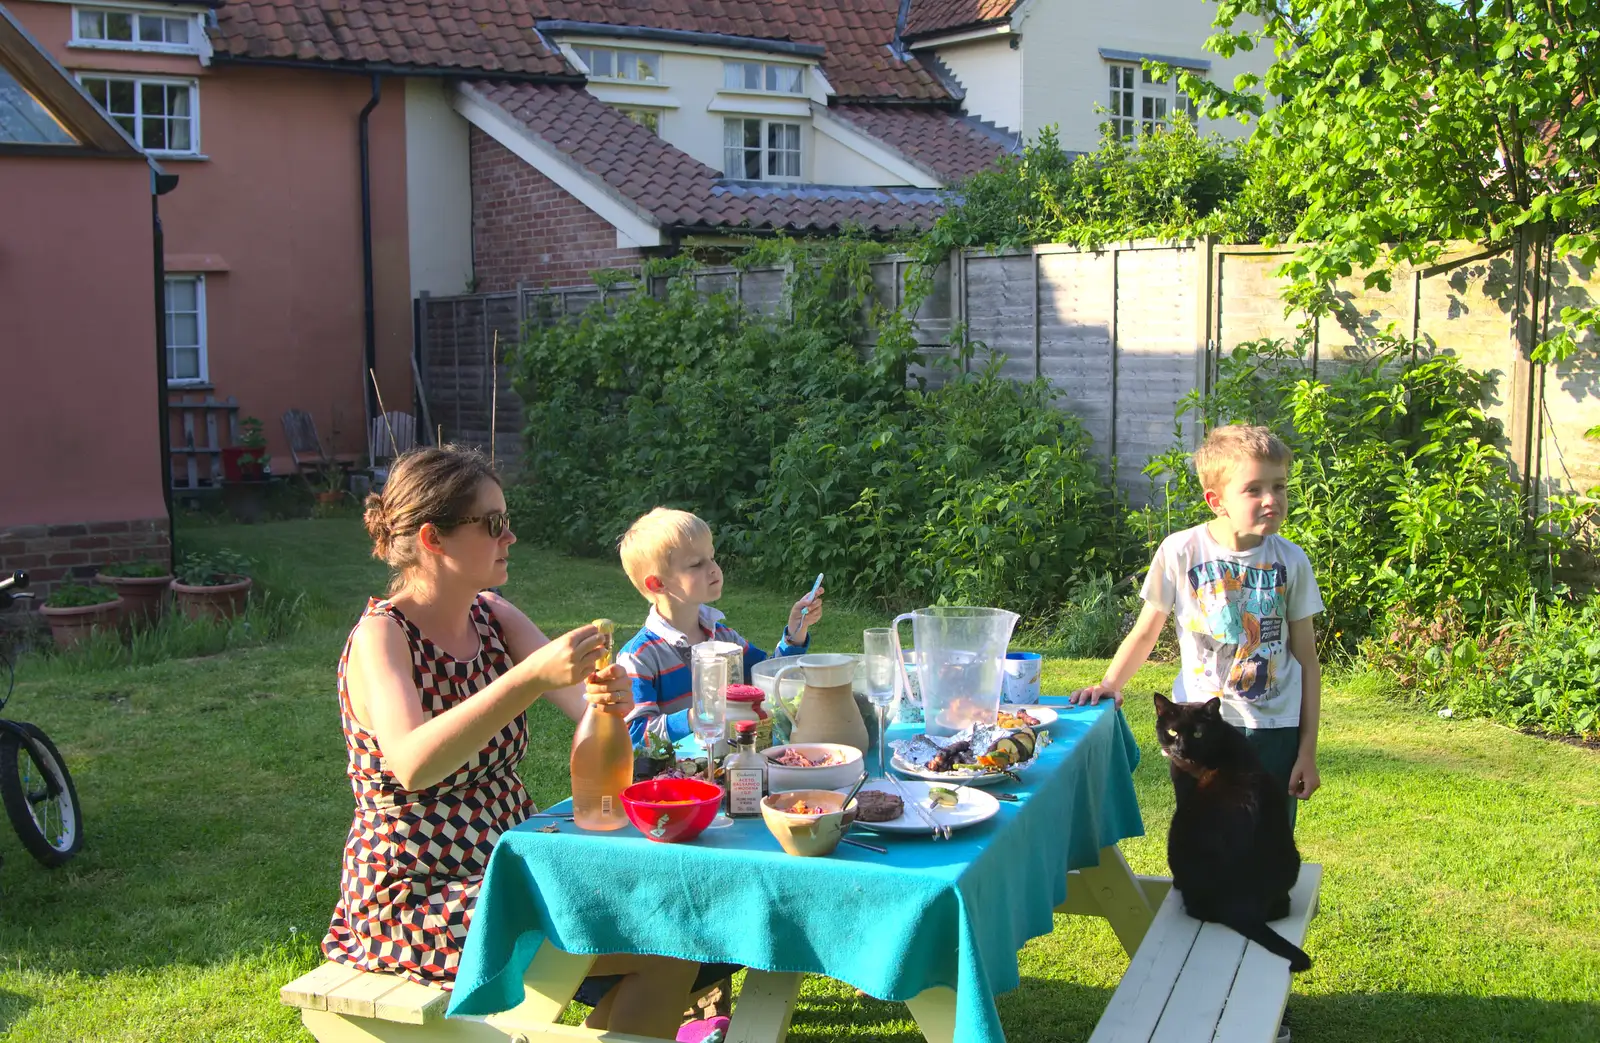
902, 0, 1274, 151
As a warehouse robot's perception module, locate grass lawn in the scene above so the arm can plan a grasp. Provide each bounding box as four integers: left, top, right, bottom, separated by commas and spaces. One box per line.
0, 518, 1595, 1042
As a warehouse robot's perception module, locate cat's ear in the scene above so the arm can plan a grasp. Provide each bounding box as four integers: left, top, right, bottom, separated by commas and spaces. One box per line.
1203, 697, 1224, 717
1153, 692, 1175, 715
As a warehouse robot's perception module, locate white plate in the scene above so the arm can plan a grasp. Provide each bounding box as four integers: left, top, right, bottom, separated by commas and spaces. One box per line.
997, 705, 1058, 729
888, 751, 1035, 787
837, 779, 1000, 834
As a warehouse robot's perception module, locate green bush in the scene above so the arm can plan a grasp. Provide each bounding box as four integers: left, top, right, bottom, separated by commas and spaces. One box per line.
510, 242, 1134, 615
1132, 336, 1546, 651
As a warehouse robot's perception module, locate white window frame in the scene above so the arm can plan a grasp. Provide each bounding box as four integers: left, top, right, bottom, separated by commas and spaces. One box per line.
722, 60, 805, 95
70, 6, 200, 55
723, 117, 802, 181
1105, 61, 1198, 140
77, 73, 199, 155
572, 46, 662, 84
165, 274, 207, 386
615, 107, 662, 135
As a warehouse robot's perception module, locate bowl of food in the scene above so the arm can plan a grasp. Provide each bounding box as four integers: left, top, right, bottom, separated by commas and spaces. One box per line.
762, 742, 864, 793
620, 777, 723, 843
760, 789, 859, 857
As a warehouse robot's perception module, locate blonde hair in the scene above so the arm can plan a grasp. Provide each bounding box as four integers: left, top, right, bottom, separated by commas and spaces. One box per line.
1192, 424, 1293, 493
363, 445, 501, 592
619, 507, 712, 596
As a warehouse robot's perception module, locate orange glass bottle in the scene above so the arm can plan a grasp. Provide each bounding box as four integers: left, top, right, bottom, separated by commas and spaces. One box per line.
570, 619, 631, 831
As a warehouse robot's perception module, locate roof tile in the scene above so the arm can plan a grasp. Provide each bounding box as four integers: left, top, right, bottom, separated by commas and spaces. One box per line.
831, 103, 1014, 182
470, 80, 946, 234
902, 0, 1020, 39
213, 1, 949, 100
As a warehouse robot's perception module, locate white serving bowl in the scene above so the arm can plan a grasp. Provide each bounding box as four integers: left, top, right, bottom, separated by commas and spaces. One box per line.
762, 742, 864, 793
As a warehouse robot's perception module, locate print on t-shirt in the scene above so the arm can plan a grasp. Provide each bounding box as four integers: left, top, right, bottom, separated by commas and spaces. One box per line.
1183, 559, 1289, 703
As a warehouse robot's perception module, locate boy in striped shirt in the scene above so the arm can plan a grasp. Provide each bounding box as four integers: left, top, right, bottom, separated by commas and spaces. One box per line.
616, 507, 824, 747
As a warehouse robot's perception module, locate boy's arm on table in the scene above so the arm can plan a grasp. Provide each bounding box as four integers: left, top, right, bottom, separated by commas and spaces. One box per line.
1287, 614, 1321, 799
1070, 601, 1169, 705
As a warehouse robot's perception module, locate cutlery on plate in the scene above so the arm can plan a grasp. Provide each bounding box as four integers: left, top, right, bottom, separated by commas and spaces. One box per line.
887, 775, 944, 841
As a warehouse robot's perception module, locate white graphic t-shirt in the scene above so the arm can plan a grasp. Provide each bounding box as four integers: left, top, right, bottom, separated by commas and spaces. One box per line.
1140, 523, 1324, 729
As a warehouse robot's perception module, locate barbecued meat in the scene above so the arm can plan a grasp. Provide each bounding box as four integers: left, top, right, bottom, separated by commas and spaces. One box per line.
854, 790, 904, 823
926, 740, 972, 774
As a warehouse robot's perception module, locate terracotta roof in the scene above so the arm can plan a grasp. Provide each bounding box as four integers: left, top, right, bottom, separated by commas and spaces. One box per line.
831, 103, 1014, 182
902, 0, 1020, 40
214, 1, 950, 101
472, 80, 944, 234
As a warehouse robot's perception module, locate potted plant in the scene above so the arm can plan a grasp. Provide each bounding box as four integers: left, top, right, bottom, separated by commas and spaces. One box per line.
94, 559, 174, 626
222, 416, 270, 483
39, 582, 123, 649
314, 464, 348, 505
170, 550, 253, 622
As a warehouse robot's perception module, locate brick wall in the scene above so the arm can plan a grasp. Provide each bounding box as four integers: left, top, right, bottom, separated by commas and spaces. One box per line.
469, 127, 645, 292
0, 518, 172, 609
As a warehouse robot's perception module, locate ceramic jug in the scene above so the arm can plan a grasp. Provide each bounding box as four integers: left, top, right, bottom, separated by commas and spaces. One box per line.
770, 653, 869, 751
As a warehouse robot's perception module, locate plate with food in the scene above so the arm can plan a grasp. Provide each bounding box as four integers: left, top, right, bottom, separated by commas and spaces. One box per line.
837, 779, 1000, 834
889, 723, 1048, 786
997, 705, 1057, 730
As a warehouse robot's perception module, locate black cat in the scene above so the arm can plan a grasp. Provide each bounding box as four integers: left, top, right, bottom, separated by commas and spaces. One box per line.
1155, 693, 1311, 972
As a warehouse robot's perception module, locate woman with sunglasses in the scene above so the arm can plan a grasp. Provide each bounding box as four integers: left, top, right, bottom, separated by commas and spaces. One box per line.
324, 445, 704, 1038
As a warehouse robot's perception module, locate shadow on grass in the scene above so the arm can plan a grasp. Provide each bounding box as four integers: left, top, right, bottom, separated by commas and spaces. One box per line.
0, 987, 34, 1034
783, 982, 1600, 1043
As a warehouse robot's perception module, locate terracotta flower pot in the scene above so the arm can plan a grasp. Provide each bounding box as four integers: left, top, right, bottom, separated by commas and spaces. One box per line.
39, 598, 124, 649
94, 572, 173, 627
170, 576, 252, 622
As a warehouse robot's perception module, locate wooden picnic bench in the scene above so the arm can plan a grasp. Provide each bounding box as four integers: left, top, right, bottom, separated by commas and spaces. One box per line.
1086, 864, 1323, 1043
281, 853, 1320, 1043
282, 846, 1162, 1043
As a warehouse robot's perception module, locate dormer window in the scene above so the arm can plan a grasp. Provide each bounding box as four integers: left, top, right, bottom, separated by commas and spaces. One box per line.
573, 46, 661, 83
72, 7, 198, 54
723, 61, 804, 94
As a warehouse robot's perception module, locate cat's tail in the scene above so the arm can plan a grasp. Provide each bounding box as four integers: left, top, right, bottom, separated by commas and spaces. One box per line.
1222, 918, 1312, 973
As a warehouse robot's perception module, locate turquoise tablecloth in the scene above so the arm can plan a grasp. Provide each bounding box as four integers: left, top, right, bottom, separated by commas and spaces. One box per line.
448, 699, 1144, 1043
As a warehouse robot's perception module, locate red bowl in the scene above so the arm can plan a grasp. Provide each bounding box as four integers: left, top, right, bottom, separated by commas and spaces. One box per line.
620, 777, 723, 843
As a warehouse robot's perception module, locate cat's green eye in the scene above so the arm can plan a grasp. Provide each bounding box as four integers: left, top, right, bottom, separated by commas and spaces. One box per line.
1193, 726, 1204, 736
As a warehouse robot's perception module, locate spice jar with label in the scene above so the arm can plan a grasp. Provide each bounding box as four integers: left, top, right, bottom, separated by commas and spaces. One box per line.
722, 720, 767, 817
725, 683, 772, 750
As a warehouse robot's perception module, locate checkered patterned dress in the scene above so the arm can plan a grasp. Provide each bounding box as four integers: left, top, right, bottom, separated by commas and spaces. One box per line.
322, 595, 535, 987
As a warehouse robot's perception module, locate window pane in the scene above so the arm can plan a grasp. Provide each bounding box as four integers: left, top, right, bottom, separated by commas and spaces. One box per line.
783, 124, 800, 150
591, 49, 613, 77
743, 119, 761, 149
169, 347, 199, 381
1109, 65, 1120, 88
169, 313, 199, 346
635, 53, 659, 82
1142, 68, 1156, 84
107, 79, 136, 114
83, 77, 108, 107
765, 65, 778, 91
139, 15, 164, 42
575, 47, 592, 69
724, 62, 741, 89
170, 86, 190, 118
167, 278, 197, 312
77, 11, 104, 40
164, 17, 189, 44
106, 11, 133, 41
167, 113, 190, 150
143, 114, 167, 150
778, 66, 802, 93
724, 118, 742, 148
614, 50, 632, 79
744, 63, 760, 89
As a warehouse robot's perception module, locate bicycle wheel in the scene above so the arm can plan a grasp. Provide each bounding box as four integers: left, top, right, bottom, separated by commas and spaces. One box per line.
0, 724, 83, 867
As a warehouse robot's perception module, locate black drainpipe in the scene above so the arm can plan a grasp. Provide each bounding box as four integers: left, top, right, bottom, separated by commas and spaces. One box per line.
151, 167, 180, 573
359, 75, 381, 430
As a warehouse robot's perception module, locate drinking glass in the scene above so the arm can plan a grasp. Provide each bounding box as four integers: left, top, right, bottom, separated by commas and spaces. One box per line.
862, 628, 899, 778
691, 645, 732, 829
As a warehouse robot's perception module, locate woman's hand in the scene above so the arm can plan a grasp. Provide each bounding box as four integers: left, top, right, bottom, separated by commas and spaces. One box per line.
585, 663, 633, 716
513, 624, 605, 694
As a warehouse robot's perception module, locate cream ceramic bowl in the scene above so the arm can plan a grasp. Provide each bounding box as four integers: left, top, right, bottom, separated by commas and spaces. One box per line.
760, 789, 859, 857
762, 742, 864, 793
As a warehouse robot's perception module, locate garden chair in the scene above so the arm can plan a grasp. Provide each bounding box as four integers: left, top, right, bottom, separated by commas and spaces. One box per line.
369, 411, 417, 472
280, 410, 333, 477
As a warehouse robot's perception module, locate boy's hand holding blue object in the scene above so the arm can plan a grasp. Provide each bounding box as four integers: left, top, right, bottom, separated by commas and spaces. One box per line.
787, 580, 825, 643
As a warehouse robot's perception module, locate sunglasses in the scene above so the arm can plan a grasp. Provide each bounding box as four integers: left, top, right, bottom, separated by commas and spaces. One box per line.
448, 510, 511, 538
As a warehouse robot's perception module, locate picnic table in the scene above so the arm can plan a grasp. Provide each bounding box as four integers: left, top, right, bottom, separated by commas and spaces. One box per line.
429, 698, 1147, 1043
